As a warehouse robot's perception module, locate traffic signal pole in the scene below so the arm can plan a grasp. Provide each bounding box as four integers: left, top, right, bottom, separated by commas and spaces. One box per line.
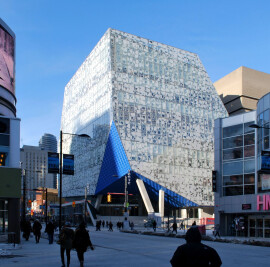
59, 130, 63, 231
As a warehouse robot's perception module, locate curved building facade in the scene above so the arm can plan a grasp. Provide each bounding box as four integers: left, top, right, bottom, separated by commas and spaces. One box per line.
0, 18, 16, 117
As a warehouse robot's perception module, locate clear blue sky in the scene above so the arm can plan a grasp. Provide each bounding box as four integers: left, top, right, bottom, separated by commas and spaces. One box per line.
1, 0, 270, 146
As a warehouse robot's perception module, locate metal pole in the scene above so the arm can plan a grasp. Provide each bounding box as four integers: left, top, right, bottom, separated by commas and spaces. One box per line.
45, 188, 48, 225
84, 186, 87, 223
124, 175, 127, 213
59, 130, 63, 231
23, 171, 26, 221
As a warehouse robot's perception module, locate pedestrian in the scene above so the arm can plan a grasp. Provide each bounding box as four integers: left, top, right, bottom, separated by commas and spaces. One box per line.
33, 219, 42, 243
106, 221, 108, 228
170, 226, 222, 267
214, 224, 221, 238
152, 220, 157, 232
73, 222, 94, 267
172, 222, 177, 234
192, 221, 196, 226
130, 221, 134, 230
102, 220, 105, 228
180, 222, 184, 230
58, 222, 74, 267
108, 221, 113, 231
23, 219, 32, 241
45, 221, 55, 244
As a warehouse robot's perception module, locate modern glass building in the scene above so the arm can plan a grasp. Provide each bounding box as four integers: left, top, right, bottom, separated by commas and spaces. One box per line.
61, 29, 227, 218
39, 133, 57, 153
214, 92, 270, 238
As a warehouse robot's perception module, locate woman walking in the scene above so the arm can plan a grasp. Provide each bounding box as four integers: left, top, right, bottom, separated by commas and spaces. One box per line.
73, 222, 94, 267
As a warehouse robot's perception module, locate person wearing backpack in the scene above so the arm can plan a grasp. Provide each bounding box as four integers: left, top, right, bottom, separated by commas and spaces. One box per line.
73, 222, 94, 267
58, 222, 74, 267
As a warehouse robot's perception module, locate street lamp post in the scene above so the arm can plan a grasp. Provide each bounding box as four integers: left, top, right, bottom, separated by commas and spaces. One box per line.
58, 131, 91, 231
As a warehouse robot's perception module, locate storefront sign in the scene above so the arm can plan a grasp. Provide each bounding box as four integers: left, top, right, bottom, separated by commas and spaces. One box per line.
261, 151, 270, 170
242, 204, 251, 210
257, 194, 270, 211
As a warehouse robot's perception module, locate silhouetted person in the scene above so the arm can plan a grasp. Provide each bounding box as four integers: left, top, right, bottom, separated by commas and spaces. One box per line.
59, 222, 74, 267
33, 219, 42, 243
152, 220, 157, 232
170, 226, 222, 267
73, 222, 94, 267
214, 224, 221, 238
102, 220, 105, 228
172, 222, 177, 234
108, 221, 113, 231
23, 220, 31, 241
180, 222, 184, 230
45, 221, 55, 244
192, 221, 196, 226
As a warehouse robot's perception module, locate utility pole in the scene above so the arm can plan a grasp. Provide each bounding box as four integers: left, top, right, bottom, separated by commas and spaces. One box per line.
59, 130, 63, 231
45, 188, 48, 225
84, 186, 87, 223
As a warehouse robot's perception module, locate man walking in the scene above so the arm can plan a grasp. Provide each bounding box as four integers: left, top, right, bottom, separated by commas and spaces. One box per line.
214, 224, 221, 238
33, 219, 42, 243
152, 220, 157, 232
45, 221, 55, 244
58, 222, 74, 267
73, 222, 94, 267
170, 226, 222, 267
172, 222, 177, 234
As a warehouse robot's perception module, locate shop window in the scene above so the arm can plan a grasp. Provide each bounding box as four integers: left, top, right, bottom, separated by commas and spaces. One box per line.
244, 174, 255, 184
244, 121, 255, 134
244, 133, 255, 146
244, 145, 255, 157
244, 185, 254, 194
223, 186, 243, 196
223, 148, 243, 161
223, 161, 242, 176
223, 175, 243, 186
223, 135, 243, 149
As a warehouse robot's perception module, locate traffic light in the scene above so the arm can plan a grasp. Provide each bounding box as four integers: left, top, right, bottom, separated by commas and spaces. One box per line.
107, 194, 112, 203
0, 152, 7, 166
72, 201, 76, 208
28, 200, 32, 207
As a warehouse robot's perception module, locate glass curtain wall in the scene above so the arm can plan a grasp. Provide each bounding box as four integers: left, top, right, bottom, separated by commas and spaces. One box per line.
222, 122, 255, 196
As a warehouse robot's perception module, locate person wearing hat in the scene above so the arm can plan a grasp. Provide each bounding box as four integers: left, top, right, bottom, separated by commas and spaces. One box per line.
73, 222, 94, 267
170, 226, 222, 267
58, 222, 74, 267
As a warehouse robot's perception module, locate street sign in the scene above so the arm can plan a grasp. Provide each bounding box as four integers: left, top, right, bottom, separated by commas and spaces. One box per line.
48, 152, 59, 173
63, 154, 74, 175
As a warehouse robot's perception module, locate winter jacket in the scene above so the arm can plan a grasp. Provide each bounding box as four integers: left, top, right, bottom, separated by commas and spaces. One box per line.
33, 221, 42, 235
59, 227, 75, 250
73, 227, 92, 252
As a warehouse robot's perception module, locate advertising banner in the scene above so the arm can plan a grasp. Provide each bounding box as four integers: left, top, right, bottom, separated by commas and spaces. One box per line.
0, 26, 15, 95
48, 152, 59, 173
261, 151, 270, 170
63, 154, 74, 175
261, 173, 270, 190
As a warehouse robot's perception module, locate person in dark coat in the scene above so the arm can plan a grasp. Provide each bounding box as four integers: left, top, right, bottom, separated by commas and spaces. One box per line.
33, 219, 42, 243
58, 222, 74, 267
152, 220, 157, 232
23, 220, 32, 241
73, 222, 94, 267
45, 221, 55, 244
108, 221, 113, 231
170, 226, 222, 267
172, 222, 177, 234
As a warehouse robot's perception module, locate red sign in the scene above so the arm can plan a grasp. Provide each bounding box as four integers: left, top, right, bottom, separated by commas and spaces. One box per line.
257, 194, 270, 211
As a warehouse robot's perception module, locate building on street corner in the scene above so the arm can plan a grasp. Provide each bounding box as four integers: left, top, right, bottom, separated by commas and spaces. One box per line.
214, 91, 270, 238
61, 29, 227, 222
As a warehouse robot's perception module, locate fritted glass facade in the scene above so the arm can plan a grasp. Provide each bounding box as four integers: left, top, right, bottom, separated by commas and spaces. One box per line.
61, 29, 227, 206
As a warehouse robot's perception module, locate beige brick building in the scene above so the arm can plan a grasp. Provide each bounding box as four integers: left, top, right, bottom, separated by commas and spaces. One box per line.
214, 66, 270, 115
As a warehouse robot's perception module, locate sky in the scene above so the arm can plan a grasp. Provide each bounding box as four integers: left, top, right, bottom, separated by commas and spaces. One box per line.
1, 0, 270, 146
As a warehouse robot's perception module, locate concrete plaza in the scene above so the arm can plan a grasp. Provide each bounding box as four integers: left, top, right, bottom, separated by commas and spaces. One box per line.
1, 227, 269, 267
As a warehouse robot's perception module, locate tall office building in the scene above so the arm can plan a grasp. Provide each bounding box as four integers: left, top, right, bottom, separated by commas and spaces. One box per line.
20, 145, 56, 201
214, 66, 270, 116
61, 29, 227, 217
39, 133, 57, 188
39, 133, 57, 152
0, 18, 21, 243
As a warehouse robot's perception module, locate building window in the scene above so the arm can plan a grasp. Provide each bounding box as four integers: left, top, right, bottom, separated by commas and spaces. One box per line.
222, 122, 255, 196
